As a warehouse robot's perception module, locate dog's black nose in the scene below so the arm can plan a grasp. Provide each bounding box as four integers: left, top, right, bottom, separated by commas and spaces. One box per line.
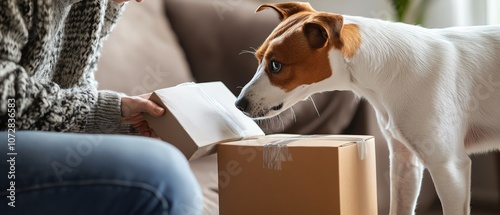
235, 97, 249, 112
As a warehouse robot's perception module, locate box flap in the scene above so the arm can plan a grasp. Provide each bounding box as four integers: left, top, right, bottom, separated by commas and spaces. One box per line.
144, 93, 198, 158
145, 81, 264, 160
153, 82, 263, 147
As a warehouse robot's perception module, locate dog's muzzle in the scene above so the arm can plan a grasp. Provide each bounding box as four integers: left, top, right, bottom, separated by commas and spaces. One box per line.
235, 97, 283, 118
235, 97, 250, 113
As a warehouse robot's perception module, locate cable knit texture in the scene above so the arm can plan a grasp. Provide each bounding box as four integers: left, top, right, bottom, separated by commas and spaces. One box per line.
0, 0, 127, 133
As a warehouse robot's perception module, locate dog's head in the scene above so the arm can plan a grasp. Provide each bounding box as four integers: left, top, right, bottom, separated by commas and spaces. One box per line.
235, 2, 361, 119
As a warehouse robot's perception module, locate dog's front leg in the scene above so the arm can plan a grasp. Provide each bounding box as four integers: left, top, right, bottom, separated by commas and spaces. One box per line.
388, 139, 424, 215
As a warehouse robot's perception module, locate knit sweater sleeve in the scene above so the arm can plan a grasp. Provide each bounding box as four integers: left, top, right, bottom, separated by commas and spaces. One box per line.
0, 1, 127, 133
78, 1, 131, 134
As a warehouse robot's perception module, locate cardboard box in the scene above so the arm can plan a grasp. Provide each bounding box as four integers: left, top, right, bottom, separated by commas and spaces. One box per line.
218, 134, 378, 215
144, 82, 264, 160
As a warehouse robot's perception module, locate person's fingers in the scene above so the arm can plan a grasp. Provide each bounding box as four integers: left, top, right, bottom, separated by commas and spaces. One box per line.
122, 94, 162, 137
122, 95, 164, 117
137, 93, 164, 117
141, 100, 165, 117
122, 113, 158, 137
132, 120, 147, 129
135, 122, 159, 138
133, 121, 151, 137
122, 114, 143, 123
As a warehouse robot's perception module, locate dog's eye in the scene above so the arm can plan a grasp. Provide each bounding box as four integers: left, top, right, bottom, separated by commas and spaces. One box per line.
269, 60, 282, 74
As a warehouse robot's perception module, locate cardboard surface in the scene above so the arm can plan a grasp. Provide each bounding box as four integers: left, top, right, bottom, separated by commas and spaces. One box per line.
218, 134, 378, 215
144, 82, 264, 160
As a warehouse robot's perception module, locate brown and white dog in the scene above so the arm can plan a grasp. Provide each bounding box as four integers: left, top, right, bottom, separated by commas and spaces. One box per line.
235, 2, 500, 215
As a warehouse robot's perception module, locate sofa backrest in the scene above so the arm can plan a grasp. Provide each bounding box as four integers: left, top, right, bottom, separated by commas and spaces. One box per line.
164, 0, 280, 95
97, 0, 194, 96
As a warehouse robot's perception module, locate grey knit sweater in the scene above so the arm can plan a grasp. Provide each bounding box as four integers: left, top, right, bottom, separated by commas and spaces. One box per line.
0, 0, 129, 133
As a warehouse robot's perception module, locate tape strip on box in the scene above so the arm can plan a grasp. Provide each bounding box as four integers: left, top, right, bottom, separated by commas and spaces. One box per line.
263, 138, 295, 170
263, 135, 372, 170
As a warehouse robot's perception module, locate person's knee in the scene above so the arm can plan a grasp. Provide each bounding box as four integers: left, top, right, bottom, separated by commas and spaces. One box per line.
132, 138, 203, 215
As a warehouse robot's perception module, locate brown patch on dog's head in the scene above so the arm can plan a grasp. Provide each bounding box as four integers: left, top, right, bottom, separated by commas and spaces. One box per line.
255, 2, 361, 92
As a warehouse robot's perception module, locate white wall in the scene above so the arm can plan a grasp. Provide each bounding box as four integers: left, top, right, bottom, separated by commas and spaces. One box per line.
264, 0, 497, 27
486, 0, 500, 24
423, 0, 487, 27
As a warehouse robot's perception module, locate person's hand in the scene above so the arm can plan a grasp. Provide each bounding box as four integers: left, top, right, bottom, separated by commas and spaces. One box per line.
121, 93, 164, 137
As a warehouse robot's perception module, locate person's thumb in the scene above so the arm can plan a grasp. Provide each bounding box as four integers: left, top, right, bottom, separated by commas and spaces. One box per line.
140, 99, 165, 117
122, 96, 165, 117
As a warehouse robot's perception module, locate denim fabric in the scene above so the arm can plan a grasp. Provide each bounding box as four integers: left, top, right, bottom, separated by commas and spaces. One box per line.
0, 131, 202, 215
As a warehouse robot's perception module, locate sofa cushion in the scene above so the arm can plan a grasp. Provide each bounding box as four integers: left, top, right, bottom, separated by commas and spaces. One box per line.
97, 0, 194, 95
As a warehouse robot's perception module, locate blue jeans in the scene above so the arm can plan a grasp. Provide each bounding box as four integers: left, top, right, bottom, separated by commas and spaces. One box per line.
0, 131, 203, 215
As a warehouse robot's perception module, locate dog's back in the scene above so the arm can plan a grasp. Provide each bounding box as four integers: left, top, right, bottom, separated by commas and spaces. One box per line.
344, 16, 500, 153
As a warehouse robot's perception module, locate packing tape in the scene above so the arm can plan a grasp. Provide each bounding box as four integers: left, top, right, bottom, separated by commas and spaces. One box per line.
184, 82, 248, 137
263, 135, 372, 170
263, 138, 295, 170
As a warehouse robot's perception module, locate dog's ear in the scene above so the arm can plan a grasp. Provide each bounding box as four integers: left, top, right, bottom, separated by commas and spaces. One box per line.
256, 2, 315, 21
303, 13, 344, 49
